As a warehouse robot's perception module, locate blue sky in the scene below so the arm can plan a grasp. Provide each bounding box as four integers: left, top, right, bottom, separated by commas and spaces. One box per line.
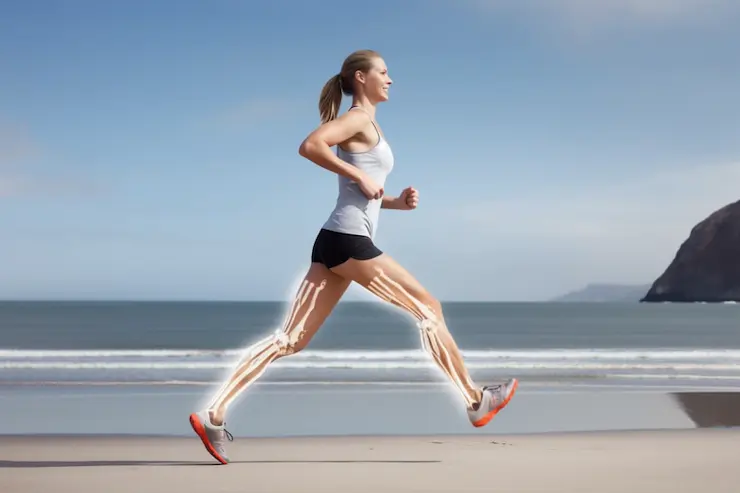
1, 0, 739, 301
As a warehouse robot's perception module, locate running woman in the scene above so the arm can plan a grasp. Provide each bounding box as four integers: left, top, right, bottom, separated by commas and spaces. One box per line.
189, 49, 518, 464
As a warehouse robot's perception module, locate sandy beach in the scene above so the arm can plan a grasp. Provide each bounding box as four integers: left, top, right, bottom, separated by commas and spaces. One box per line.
2, 428, 739, 492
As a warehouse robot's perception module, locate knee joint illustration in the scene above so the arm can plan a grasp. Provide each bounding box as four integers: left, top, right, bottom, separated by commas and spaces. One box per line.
279, 277, 327, 352
365, 267, 477, 409
270, 329, 293, 355
206, 277, 327, 411
418, 318, 438, 334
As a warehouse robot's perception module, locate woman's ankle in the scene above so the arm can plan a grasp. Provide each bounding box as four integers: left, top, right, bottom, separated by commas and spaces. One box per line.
469, 388, 484, 410
208, 408, 225, 426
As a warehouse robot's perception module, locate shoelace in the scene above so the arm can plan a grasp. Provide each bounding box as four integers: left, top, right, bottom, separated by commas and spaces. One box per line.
483, 383, 503, 393
482, 383, 506, 405
222, 427, 234, 441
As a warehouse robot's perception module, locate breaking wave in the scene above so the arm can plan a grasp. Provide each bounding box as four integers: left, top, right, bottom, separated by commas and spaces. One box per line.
2, 348, 739, 385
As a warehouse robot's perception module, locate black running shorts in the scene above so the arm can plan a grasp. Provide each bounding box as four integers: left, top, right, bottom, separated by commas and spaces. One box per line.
310, 228, 383, 269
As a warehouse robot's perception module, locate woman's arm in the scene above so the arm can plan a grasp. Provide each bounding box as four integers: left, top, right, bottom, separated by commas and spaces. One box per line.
381, 195, 402, 209
298, 111, 369, 183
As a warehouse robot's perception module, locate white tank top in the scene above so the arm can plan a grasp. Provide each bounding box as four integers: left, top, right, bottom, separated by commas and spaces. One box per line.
322, 107, 395, 239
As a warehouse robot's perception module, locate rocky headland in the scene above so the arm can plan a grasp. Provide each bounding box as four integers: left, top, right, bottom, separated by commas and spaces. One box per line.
642, 199, 740, 303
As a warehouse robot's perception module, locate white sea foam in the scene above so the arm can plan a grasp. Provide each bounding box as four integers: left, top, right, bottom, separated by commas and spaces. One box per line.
1, 348, 739, 375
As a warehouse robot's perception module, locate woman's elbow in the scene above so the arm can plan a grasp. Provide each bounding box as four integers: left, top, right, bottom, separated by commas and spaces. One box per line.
298, 138, 317, 159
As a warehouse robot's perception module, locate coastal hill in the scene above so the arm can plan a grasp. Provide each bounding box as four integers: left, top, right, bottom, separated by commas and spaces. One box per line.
642, 199, 740, 303
551, 284, 650, 302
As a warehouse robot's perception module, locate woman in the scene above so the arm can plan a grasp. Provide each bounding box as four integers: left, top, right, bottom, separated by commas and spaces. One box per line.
189, 49, 518, 464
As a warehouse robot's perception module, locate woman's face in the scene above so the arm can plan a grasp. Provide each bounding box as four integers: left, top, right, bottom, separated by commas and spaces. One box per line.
357, 57, 393, 103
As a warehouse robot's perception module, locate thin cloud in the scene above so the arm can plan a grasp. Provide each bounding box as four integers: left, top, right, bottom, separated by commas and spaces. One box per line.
544, 0, 732, 21
444, 160, 740, 290
205, 98, 296, 131
0, 121, 40, 166
0, 174, 24, 198
0, 120, 108, 200
0, 121, 38, 198
456, 161, 740, 241
468, 0, 739, 29
0, 171, 108, 199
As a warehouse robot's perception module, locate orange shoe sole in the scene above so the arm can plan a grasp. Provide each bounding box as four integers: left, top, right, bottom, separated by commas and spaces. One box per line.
472, 378, 519, 428
189, 413, 229, 464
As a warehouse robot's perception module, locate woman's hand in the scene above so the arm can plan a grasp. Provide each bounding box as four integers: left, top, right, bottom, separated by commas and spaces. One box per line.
357, 173, 384, 200
397, 186, 419, 210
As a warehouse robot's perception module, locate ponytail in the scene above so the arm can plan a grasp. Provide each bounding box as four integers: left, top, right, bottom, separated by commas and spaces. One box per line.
318, 73, 344, 124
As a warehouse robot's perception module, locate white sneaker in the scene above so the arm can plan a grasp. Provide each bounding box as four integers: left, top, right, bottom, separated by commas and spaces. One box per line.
467, 378, 518, 428
189, 410, 233, 464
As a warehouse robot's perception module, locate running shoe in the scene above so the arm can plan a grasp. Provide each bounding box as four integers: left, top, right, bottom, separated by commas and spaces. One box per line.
189, 410, 233, 464
467, 378, 519, 428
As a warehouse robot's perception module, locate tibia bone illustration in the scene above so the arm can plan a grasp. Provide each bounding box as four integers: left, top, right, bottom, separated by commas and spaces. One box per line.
366, 268, 478, 408
207, 278, 327, 413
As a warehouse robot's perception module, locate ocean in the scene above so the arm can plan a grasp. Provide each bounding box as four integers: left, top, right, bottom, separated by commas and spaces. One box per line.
1, 301, 738, 437
2, 300, 739, 388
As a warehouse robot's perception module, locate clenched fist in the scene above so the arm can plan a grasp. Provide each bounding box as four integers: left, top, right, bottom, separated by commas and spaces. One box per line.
398, 186, 419, 210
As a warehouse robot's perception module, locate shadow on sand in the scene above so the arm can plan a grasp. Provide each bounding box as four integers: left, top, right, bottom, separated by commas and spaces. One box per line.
0, 459, 441, 468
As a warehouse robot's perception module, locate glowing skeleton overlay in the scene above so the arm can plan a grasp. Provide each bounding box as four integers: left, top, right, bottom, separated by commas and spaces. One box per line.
366, 268, 478, 408
207, 278, 327, 413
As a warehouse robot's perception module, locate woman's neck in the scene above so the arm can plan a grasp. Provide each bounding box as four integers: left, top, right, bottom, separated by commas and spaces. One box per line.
350, 96, 377, 119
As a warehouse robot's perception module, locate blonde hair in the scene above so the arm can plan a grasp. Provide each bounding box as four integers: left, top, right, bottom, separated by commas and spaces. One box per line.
318, 49, 382, 124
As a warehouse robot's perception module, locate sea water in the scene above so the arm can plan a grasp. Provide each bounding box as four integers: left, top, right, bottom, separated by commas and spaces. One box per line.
2, 300, 739, 387
1, 301, 737, 436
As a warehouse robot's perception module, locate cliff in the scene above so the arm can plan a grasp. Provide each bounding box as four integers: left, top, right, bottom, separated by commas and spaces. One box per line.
641, 199, 740, 303
552, 284, 650, 302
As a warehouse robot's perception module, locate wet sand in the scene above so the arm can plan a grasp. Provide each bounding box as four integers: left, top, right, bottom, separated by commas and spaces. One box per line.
2, 429, 739, 492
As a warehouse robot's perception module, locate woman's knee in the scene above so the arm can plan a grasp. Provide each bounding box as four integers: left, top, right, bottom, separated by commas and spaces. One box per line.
269, 329, 310, 359
401, 284, 442, 320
